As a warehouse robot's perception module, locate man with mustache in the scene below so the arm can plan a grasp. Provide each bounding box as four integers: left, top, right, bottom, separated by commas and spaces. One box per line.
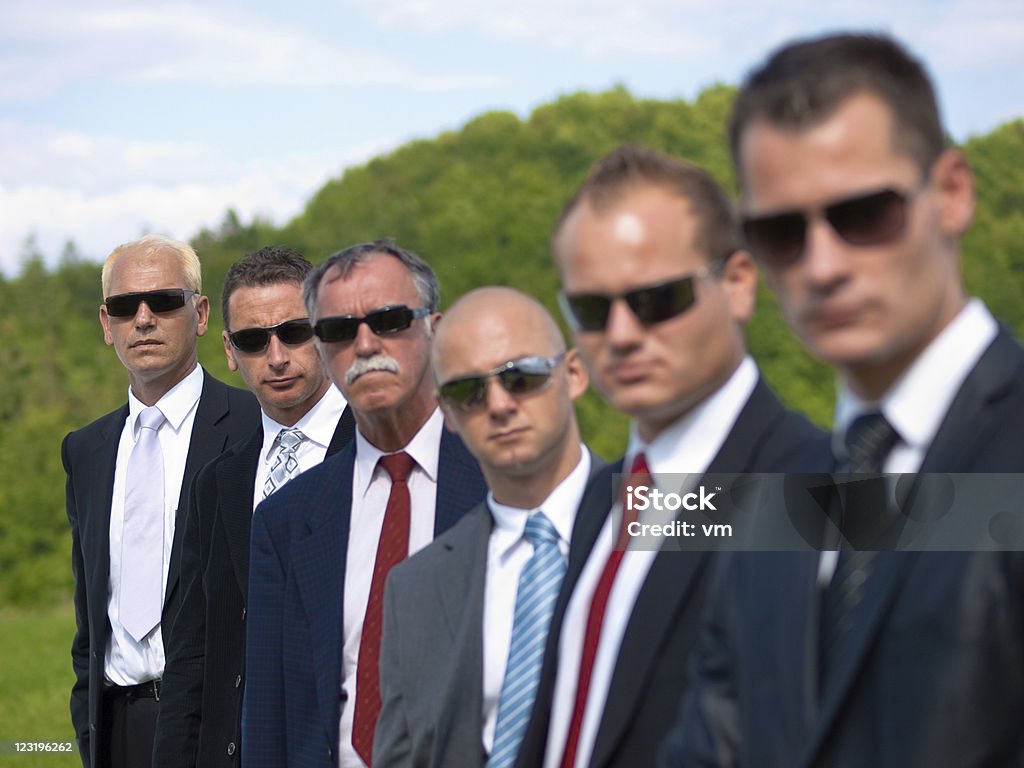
243, 240, 487, 768
63, 235, 258, 768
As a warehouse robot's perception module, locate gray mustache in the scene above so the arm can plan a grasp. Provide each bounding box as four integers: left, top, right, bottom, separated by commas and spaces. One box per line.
346, 354, 401, 385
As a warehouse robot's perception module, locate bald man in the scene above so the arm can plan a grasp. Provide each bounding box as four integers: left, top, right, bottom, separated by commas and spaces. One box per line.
373, 287, 600, 768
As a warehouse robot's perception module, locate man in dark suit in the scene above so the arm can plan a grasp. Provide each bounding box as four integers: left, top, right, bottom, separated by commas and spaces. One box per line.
153, 247, 356, 768
661, 33, 1024, 767
373, 287, 596, 768
243, 240, 487, 768
516, 145, 828, 768
63, 235, 259, 768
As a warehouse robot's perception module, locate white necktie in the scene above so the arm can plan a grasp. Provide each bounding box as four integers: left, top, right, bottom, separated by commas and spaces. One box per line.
263, 428, 306, 498
120, 405, 166, 642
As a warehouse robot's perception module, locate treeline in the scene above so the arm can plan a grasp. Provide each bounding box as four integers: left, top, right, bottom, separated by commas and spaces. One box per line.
1, 86, 1022, 607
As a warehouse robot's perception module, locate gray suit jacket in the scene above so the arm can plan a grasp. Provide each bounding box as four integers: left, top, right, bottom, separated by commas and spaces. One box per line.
373, 451, 604, 768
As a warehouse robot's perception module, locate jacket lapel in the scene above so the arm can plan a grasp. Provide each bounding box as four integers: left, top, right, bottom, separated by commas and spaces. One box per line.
89, 406, 128, 635
435, 428, 488, 535
217, 428, 263, 596
293, 445, 355, 751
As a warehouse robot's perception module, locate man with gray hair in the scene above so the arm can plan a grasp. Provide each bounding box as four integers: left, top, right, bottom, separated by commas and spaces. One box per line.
243, 239, 487, 768
63, 234, 258, 768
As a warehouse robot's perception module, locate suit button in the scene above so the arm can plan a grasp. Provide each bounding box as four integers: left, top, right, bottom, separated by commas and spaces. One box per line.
241, 607, 246, 621
91, 651, 97, 659
227, 742, 236, 756
90, 724, 97, 732
235, 675, 242, 688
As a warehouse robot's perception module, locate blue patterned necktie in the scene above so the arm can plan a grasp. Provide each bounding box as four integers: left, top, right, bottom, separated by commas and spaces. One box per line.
488, 511, 567, 768
262, 428, 306, 499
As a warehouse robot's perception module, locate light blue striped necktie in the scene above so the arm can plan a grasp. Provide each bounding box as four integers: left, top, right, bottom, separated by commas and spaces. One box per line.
488, 511, 567, 768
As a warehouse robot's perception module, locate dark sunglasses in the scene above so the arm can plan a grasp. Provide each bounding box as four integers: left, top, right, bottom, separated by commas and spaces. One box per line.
741, 187, 917, 268
227, 318, 314, 353
438, 353, 567, 411
313, 305, 431, 344
104, 289, 198, 317
558, 271, 707, 332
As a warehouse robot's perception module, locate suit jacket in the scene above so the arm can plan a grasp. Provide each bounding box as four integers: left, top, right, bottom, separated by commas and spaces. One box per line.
661, 327, 1024, 768
242, 426, 488, 768
373, 451, 605, 768
153, 406, 356, 768
63, 370, 259, 768
516, 378, 829, 768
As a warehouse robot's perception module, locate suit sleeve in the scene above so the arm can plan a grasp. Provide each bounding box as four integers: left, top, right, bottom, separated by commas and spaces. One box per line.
242, 502, 288, 768
152, 471, 209, 768
372, 578, 412, 768
63, 433, 92, 768
657, 553, 742, 768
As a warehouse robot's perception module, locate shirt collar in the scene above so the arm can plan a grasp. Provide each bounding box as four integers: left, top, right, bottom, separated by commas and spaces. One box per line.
487, 449, 592, 562
127, 363, 203, 436
834, 299, 997, 455
625, 355, 759, 476
260, 385, 348, 463
353, 406, 444, 499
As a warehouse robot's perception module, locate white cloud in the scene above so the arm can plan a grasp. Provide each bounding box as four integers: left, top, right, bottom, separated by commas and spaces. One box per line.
0, 132, 397, 275
0, 0, 498, 102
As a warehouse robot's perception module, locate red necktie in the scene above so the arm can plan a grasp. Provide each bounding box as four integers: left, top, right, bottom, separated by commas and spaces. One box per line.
352, 451, 415, 765
560, 452, 651, 768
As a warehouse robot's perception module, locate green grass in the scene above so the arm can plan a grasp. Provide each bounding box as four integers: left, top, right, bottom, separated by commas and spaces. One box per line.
0, 603, 79, 767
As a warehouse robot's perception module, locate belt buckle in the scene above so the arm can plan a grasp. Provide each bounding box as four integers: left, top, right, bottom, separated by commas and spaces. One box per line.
151, 679, 161, 701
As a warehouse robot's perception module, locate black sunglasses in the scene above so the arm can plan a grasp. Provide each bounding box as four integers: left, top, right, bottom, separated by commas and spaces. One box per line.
558, 271, 707, 333
741, 187, 918, 268
227, 318, 314, 353
313, 305, 431, 344
438, 353, 567, 411
104, 289, 198, 317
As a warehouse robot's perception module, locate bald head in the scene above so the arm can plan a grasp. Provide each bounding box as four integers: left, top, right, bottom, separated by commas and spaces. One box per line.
432, 287, 565, 382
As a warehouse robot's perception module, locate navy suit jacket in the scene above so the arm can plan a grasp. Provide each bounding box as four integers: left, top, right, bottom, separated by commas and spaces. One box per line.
63, 370, 259, 768
242, 426, 487, 768
661, 327, 1024, 767
154, 407, 356, 768
516, 377, 830, 768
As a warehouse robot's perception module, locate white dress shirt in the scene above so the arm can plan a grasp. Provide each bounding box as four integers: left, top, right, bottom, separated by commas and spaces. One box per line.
481, 450, 592, 752
544, 356, 759, 768
339, 408, 445, 768
105, 363, 203, 685
252, 384, 348, 511
819, 299, 998, 583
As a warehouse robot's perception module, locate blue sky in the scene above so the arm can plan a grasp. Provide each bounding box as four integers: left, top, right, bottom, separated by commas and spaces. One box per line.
2, 0, 1022, 276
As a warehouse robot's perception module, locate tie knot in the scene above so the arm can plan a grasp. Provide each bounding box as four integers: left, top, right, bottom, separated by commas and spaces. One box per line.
629, 451, 651, 481
138, 405, 165, 431
379, 451, 415, 483
843, 411, 899, 473
524, 512, 559, 548
277, 427, 305, 452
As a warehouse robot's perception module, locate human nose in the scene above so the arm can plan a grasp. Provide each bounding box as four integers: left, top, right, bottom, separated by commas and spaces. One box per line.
265, 332, 289, 369
134, 300, 156, 329
352, 320, 382, 357
485, 376, 517, 417
604, 298, 644, 354
802, 216, 852, 290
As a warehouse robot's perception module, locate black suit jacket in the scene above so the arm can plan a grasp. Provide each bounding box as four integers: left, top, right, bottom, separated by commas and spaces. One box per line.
242, 426, 488, 768
661, 327, 1024, 768
153, 406, 356, 768
516, 377, 830, 768
63, 370, 259, 768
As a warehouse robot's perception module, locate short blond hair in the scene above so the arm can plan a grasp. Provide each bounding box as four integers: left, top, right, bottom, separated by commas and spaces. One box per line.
101, 234, 202, 297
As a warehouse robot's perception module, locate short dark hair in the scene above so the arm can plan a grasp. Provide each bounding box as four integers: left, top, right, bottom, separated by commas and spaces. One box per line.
729, 33, 946, 182
554, 144, 741, 270
221, 246, 313, 329
303, 239, 441, 318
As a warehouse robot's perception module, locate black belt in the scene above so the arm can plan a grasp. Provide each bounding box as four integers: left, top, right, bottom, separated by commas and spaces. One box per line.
105, 679, 162, 701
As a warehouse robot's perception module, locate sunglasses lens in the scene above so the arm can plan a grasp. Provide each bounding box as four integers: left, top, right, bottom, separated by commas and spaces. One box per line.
275, 320, 315, 346
827, 189, 909, 246
742, 212, 807, 267
105, 289, 190, 317
564, 295, 611, 332
229, 328, 271, 353
366, 307, 414, 335
314, 317, 359, 343
439, 377, 487, 409
497, 368, 551, 396
625, 277, 696, 325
